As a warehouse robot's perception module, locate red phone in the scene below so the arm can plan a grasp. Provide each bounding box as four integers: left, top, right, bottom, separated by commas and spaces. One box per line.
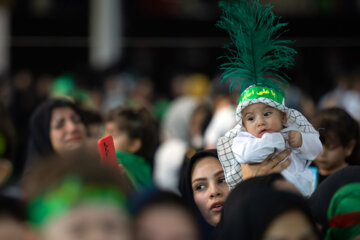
97, 135, 118, 168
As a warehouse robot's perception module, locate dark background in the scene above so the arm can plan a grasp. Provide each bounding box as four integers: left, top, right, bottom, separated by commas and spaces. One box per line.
9, 0, 360, 102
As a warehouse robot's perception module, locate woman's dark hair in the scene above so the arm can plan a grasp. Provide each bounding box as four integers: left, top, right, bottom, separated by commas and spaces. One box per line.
179, 149, 219, 239
131, 189, 193, 217
311, 107, 359, 164
216, 189, 321, 240
103, 106, 157, 165
27, 98, 87, 161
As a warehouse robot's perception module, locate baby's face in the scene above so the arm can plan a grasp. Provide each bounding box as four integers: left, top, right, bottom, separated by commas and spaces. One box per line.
241, 103, 287, 138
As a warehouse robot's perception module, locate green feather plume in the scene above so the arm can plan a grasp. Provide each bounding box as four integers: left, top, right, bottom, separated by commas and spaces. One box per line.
217, 0, 297, 95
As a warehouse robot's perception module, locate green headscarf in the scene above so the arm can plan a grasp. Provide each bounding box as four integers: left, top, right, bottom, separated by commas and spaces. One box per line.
326, 182, 360, 240
28, 175, 127, 229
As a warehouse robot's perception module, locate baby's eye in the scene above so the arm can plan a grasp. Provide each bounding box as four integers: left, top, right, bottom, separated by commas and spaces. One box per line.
218, 178, 226, 184
247, 117, 254, 121
264, 112, 272, 116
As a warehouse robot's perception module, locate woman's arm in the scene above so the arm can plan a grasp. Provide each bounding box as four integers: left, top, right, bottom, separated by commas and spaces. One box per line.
240, 149, 291, 180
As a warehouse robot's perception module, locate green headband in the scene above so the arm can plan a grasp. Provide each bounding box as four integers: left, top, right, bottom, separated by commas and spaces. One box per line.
239, 85, 285, 104
326, 182, 360, 240
28, 176, 127, 229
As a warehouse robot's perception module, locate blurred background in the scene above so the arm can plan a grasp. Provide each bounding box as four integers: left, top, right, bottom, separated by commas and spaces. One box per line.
0, 0, 359, 178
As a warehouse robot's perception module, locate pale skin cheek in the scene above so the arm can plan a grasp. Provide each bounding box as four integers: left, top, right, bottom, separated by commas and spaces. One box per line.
194, 194, 208, 218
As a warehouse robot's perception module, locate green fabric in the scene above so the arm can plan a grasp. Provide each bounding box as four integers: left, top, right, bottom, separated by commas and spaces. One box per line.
116, 151, 153, 190
326, 182, 360, 240
239, 85, 284, 104
216, 0, 296, 97
28, 176, 127, 229
0, 132, 6, 157
50, 74, 75, 97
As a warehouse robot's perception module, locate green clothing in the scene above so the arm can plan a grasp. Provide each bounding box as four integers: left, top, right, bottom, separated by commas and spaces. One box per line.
326, 182, 360, 240
116, 151, 153, 190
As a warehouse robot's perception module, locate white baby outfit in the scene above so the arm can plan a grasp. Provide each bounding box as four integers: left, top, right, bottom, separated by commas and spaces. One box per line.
217, 97, 323, 197
231, 123, 322, 196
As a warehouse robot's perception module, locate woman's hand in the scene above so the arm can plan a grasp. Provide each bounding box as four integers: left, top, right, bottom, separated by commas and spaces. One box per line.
241, 149, 291, 180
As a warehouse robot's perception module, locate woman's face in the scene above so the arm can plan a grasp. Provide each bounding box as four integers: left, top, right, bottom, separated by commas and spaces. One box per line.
191, 156, 229, 226
41, 205, 131, 240
263, 210, 318, 240
50, 107, 87, 155
134, 205, 199, 240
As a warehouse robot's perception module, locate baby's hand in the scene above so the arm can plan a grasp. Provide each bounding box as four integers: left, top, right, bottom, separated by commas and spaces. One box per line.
287, 131, 302, 148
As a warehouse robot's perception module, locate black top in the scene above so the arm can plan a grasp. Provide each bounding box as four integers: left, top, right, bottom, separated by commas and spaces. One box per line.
309, 166, 360, 236
216, 188, 320, 240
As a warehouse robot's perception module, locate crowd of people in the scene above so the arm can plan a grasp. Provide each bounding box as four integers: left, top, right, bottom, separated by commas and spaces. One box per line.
0, 0, 360, 239
0, 64, 359, 239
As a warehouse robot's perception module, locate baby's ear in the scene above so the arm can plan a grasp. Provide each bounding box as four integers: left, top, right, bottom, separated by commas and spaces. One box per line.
281, 112, 287, 124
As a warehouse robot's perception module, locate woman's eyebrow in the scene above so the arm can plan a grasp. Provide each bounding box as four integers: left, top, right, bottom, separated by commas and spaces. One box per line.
192, 178, 206, 184
214, 170, 224, 177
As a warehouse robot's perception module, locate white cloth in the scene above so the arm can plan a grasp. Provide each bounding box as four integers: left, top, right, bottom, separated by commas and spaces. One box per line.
232, 124, 322, 196
217, 97, 320, 191
204, 105, 236, 148
153, 139, 188, 195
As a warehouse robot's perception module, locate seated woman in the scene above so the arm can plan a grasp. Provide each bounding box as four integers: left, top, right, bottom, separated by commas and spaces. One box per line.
179, 148, 291, 238
216, 188, 321, 240
26, 98, 89, 166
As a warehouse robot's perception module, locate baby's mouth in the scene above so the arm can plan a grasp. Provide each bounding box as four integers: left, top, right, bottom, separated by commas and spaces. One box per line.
259, 129, 268, 136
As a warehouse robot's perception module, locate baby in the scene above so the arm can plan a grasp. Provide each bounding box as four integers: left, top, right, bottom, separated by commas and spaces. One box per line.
233, 100, 323, 196
215, 0, 322, 196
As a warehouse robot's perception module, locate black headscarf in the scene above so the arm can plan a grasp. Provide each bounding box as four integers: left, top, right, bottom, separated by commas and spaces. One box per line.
26, 98, 86, 163
309, 166, 360, 236
228, 173, 285, 197
216, 188, 320, 240
179, 149, 219, 240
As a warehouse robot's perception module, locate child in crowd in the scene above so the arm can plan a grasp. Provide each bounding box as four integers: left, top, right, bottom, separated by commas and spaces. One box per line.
103, 106, 157, 190
22, 152, 132, 240
131, 190, 200, 240
311, 107, 359, 184
216, 0, 322, 196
